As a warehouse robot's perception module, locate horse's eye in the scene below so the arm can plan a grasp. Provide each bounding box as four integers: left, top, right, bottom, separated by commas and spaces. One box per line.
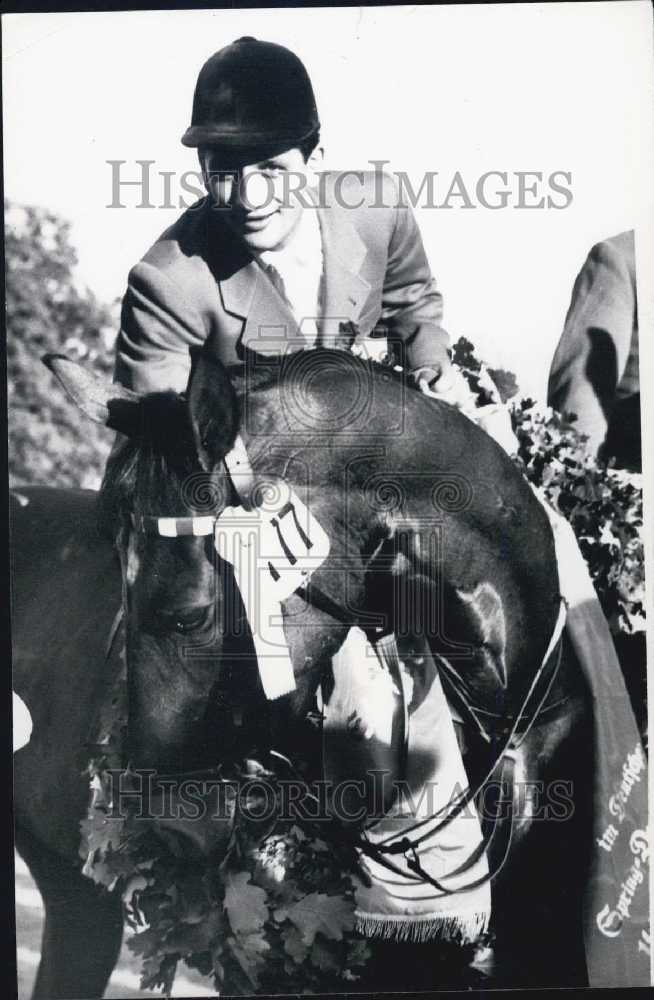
158, 605, 213, 634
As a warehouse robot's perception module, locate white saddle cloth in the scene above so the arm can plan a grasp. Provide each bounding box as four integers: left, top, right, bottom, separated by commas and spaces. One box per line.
322, 628, 491, 944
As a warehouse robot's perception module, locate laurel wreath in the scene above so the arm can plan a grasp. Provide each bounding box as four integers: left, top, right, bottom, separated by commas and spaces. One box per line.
80, 757, 373, 996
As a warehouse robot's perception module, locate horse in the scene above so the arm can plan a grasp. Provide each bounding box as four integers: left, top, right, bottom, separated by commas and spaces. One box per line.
12, 346, 593, 996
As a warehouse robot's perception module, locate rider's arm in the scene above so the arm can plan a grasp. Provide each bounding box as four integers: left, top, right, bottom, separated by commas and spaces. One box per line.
378, 186, 451, 381
114, 261, 207, 394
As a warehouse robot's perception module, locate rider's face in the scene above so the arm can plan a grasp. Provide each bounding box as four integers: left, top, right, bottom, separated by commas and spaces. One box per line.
201, 146, 316, 253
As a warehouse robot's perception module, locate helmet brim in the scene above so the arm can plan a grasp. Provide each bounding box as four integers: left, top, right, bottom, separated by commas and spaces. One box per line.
181, 123, 319, 154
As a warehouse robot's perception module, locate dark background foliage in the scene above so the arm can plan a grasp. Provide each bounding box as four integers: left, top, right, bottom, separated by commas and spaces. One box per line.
6, 200, 117, 489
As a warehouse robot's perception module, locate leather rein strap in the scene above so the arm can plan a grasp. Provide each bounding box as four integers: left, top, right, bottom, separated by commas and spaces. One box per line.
295, 589, 566, 896
366, 622, 566, 894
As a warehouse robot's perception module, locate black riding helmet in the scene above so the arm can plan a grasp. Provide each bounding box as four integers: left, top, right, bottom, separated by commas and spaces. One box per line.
182, 36, 320, 155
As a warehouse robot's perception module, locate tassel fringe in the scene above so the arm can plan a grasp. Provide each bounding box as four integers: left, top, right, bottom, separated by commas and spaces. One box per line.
354, 909, 489, 945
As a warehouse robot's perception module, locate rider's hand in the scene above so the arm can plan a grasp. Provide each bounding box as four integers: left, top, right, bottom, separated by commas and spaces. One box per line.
474, 403, 520, 457
413, 364, 520, 456
413, 364, 477, 412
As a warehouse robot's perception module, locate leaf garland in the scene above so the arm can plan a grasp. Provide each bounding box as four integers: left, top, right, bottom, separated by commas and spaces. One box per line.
451, 337, 645, 638
79, 761, 372, 996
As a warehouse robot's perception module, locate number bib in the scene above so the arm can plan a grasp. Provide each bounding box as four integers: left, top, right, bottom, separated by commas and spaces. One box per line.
215, 484, 330, 699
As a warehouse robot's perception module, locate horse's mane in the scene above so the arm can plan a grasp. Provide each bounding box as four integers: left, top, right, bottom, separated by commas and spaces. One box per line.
97, 391, 202, 537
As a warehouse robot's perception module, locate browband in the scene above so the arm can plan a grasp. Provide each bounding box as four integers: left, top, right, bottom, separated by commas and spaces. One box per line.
131, 435, 256, 535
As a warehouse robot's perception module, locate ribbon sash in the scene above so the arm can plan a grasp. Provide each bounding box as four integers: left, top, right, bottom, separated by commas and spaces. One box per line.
534, 488, 650, 986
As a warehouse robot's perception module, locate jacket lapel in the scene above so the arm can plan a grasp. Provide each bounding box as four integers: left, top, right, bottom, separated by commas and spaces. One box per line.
219, 256, 304, 356
315, 187, 371, 347
204, 205, 301, 356
211, 186, 371, 356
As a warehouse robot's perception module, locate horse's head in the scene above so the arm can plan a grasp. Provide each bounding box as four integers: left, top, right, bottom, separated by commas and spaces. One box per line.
45, 350, 251, 775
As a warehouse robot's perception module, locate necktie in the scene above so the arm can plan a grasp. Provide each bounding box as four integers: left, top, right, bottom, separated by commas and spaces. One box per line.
262, 261, 319, 349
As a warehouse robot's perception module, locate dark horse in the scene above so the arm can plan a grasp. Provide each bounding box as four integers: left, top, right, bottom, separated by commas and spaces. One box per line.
12, 347, 593, 997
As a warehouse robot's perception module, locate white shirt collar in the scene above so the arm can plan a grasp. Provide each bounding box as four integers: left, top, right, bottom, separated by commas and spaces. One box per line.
257, 202, 322, 272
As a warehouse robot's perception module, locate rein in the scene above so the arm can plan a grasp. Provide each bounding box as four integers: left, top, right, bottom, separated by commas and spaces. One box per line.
117, 437, 569, 896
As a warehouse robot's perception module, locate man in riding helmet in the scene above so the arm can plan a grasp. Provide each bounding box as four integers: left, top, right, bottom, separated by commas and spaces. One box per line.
114, 36, 462, 402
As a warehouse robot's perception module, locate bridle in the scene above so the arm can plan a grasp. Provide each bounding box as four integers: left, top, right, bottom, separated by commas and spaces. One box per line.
112, 434, 568, 895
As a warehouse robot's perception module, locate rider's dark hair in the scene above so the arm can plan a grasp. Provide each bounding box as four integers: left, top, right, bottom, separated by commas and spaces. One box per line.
199, 128, 321, 177
298, 128, 321, 162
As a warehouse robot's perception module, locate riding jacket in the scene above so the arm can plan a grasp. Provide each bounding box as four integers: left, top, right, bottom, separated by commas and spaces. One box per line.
114, 171, 450, 394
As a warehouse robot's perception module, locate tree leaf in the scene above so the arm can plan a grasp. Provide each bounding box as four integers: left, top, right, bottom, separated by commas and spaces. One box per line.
224, 871, 269, 936
309, 935, 341, 973
281, 923, 309, 964
275, 892, 355, 946
226, 932, 270, 988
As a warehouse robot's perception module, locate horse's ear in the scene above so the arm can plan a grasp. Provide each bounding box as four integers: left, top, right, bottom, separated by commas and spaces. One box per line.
43, 354, 142, 436
186, 348, 240, 472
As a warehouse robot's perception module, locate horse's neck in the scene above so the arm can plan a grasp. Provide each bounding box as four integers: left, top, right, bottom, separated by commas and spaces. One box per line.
239, 369, 560, 712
